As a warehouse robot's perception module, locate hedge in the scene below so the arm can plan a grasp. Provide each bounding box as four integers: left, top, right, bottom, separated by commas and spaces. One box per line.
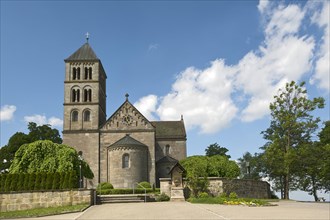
0, 172, 79, 192
97, 188, 160, 195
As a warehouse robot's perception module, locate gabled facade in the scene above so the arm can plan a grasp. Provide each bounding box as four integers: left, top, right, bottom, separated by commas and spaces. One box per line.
63, 42, 187, 188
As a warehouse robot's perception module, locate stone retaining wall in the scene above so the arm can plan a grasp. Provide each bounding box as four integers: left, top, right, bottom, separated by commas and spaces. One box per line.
160, 177, 271, 199
0, 189, 92, 212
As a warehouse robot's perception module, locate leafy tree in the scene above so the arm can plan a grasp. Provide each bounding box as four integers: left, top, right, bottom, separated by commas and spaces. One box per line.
237, 152, 262, 180
295, 121, 330, 200
27, 122, 62, 144
261, 81, 324, 199
181, 155, 239, 197
205, 143, 231, 158
52, 172, 61, 190
9, 140, 93, 180
0, 122, 62, 172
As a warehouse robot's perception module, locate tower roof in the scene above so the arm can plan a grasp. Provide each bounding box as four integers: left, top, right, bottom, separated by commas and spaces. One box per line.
65, 43, 99, 62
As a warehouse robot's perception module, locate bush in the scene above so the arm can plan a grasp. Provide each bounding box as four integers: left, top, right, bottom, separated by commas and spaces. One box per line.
156, 193, 170, 202
198, 192, 209, 198
229, 192, 238, 199
97, 182, 114, 190
97, 188, 160, 195
137, 181, 151, 189
219, 192, 227, 198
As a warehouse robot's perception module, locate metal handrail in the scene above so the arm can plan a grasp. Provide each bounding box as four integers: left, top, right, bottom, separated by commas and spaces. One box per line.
132, 182, 146, 203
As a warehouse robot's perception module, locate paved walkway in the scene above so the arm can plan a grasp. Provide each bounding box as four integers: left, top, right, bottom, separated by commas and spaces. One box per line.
18, 200, 330, 220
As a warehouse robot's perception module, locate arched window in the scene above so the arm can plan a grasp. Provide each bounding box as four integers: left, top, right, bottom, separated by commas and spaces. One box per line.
88, 67, 92, 79
72, 88, 80, 102
165, 145, 170, 155
84, 110, 91, 121
72, 111, 78, 122
84, 67, 88, 80
122, 154, 129, 168
77, 67, 81, 80
73, 67, 77, 80
84, 89, 92, 102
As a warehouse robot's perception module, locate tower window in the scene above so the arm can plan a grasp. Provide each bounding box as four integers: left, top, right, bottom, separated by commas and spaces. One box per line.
72, 111, 79, 122
165, 145, 170, 155
122, 154, 129, 168
89, 67, 92, 79
72, 67, 81, 80
84, 67, 92, 80
84, 110, 91, 121
84, 67, 88, 80
77, 67, 81, 80
73, 68, 77, 80
72, 89, 80, 102
84, 89, 92, 102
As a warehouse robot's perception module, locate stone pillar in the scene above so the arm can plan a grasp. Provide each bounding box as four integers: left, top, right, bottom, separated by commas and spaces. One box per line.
169, 163, 185, 202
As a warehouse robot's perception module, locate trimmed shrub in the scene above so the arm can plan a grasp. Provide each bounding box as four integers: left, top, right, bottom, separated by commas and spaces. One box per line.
69, 171, 78, 189
28, 173, 36, 190
156, 193, 170, 202
10, 173, 18, 191
97, 182, 114, 191
198, 192, 209, 198
46, 173, 54, 190
4, 173, 12, 192
52, 172, 61, 190
40, 173, 47, 190
23, 173, 30, 190
34, 173, 42, 190
97, 188, 160, 195
0, 175, 3, 192
137, 181, 151, 189
16, 173, 25, 191
229, 192, 238, 199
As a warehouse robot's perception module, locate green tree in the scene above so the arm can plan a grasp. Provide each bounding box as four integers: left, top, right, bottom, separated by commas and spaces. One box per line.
27, 122, 62, 144
205, 143, 231, 158
9, 140, 93, 180
180, 155, 240, 197
261, 81, 324, 199
237, 152, 262, 180
0, 122, 62, 172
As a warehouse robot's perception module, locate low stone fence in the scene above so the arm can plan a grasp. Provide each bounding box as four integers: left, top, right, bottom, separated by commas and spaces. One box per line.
0, 189, 93, 212
160, 177, 271, 199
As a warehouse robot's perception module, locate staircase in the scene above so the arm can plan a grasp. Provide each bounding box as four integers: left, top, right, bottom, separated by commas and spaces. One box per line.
98, 194, 153, 204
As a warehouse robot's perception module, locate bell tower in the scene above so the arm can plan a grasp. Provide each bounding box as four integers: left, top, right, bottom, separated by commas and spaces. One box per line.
62, 35, 107, 186
63, 37, 107, 131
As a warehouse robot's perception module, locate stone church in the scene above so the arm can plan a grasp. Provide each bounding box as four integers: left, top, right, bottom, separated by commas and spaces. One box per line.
62, 41, 187, 188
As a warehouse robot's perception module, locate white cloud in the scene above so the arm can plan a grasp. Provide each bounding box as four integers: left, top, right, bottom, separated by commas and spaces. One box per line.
257, 0, 270, 13
157, 60, 238, 133
134, 95, 158, 121
24, 114, 63, 128
148, 43, 159, 51
309, 1, 330, 91
0, 105, 16, 121
136, 1, 328, 134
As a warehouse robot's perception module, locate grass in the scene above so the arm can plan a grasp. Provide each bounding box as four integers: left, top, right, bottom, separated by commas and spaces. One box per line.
187, 196, 274, 206
0, 203, 89, 219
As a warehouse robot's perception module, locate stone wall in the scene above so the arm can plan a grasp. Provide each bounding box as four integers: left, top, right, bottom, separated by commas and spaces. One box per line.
0, 189, 93, 212
160, 177, 271, 199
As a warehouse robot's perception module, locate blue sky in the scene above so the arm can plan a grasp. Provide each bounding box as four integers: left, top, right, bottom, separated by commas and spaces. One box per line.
1, 1, 329, 200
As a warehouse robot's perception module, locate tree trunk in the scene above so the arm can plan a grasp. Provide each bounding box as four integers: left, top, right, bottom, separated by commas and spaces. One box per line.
312, 177, 318, 202
284, 174, 290, 199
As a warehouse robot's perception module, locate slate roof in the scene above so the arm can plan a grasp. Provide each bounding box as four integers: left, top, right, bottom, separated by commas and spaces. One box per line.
156, 155, 178, 164
151, 121, 186, 139
109, 134, 147, 148
65, 43, 99, 61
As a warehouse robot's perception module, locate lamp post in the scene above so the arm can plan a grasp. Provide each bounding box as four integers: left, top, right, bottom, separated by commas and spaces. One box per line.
78, 151, 83, 188
246, 162, 250, 179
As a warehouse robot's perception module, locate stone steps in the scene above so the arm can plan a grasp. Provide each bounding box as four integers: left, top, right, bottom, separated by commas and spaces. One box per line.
98, 194, 151, 204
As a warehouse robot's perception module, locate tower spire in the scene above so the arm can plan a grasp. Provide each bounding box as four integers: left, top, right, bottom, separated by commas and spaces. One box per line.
85, 32, 90, 43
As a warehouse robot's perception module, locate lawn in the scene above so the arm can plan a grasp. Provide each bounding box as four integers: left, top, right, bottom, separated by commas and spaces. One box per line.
0, 203, 89, 219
